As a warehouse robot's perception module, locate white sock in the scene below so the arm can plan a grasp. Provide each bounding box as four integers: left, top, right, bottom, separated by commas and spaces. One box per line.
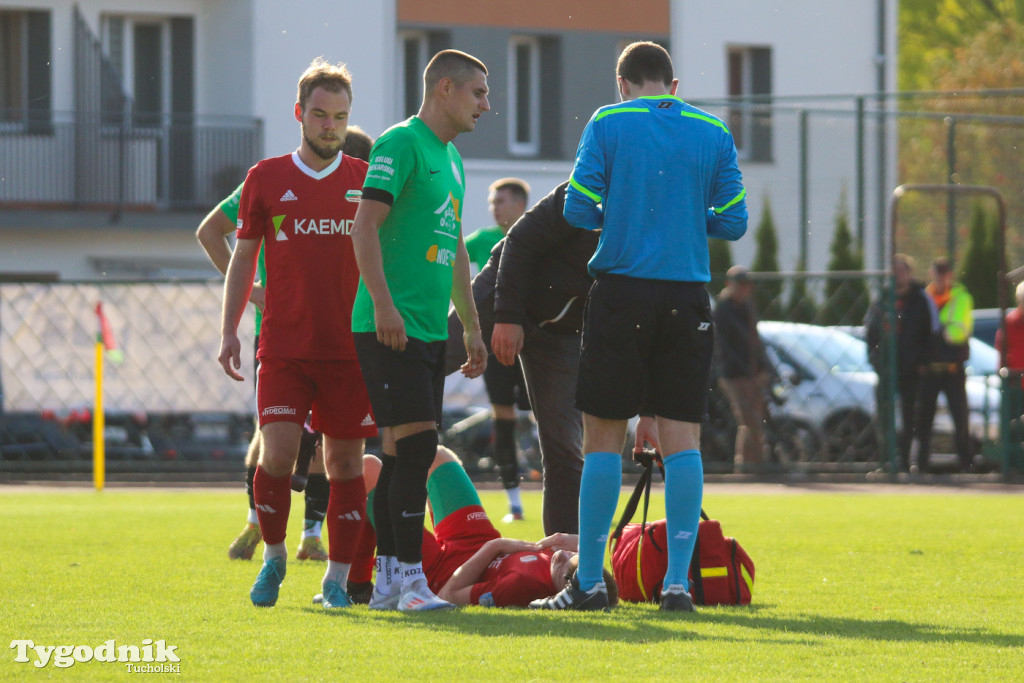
399, 562, 426, 590
247, 508, 260, 525
263, 541, 287, 561
505, 486, 523, 511
324, 561, 351, 588
303, 520, 322, 539
374, 555, 398, 594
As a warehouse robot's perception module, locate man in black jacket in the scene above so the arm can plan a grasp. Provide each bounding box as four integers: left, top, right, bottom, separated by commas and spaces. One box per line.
446, 181, 598, 535
865, 254, 933, 472
713, 266, 769, 472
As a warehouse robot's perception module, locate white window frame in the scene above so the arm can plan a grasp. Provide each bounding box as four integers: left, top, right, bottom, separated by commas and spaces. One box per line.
507, 36, 540, 157
397, 30, 429, 121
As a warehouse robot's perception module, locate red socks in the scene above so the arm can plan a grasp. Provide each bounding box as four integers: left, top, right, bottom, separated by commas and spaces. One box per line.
253, 467, 292, 545
326, 476, 368, 564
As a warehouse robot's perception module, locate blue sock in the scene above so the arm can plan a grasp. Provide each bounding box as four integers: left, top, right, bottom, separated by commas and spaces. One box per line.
576, 452, 621, 591
662, 449, 703, 590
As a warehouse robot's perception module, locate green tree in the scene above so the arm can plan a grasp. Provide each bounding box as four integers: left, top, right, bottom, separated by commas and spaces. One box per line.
787, 255, 818, 324
899, 0, 1024, 91
820, 192, 869, 325
708, 238, 733, 296
750, 199, 783, 320
959, 202, 999, 309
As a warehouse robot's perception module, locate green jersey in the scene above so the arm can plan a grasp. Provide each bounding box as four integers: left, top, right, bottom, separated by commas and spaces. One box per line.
352, 117, 466, 342
218, 182, 266, 335
464, 225, 504, 270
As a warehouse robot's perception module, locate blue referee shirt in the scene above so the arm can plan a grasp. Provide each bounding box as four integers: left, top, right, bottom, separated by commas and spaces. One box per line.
564, 94, 747, 282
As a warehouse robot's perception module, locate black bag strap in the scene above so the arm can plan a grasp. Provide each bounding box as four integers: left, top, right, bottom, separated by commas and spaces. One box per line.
610, 450, 661, 544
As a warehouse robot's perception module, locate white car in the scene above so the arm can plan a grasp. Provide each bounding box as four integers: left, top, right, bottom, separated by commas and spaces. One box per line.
758, 322, 1000, 466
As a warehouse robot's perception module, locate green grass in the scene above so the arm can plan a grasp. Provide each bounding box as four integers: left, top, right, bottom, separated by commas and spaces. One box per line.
1, 486, 1022, 681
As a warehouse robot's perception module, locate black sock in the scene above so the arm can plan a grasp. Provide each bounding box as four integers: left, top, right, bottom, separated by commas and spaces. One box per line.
245, 465, 257, 511
373, 454, 398, 557
493, 418, 519, 489
304, 473, 329, 522
390, 430, 438, 564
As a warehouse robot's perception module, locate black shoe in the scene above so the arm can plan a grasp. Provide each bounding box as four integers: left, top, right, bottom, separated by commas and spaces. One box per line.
347, 580, 374, 605
659, 585, 696, 612
529, 572, 609, 611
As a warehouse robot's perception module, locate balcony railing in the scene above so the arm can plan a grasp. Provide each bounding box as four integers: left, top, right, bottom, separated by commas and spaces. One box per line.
0, 110, 262, 211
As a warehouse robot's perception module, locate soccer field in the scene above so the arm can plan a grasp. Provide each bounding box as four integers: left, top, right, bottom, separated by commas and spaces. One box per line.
2, 484, 1022, 681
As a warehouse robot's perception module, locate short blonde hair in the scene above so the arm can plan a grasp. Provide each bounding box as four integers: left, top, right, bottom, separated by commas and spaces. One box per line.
297, 57, 352, 111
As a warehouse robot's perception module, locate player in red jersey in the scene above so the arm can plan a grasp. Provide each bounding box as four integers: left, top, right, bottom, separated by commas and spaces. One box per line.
370, 447, 619, 608
218, 58, 376, 610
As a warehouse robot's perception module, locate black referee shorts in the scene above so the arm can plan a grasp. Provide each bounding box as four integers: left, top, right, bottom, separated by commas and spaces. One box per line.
575, 273, 713, 422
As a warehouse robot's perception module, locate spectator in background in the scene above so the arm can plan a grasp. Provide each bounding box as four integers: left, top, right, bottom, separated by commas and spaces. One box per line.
995, 280, 1024, 390
713, 265, 768, 472
916, 257, 974, 473
865, 254, 933, 473
463, 178, 533, 523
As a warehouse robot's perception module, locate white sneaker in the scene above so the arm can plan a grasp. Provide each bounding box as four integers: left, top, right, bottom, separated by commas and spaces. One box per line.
398, 578, 457, 612
368, 583, 401, 611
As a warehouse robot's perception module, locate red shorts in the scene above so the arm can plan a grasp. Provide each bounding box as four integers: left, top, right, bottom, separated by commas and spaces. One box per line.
256, 357, 377, 439
422, 505, 501, 594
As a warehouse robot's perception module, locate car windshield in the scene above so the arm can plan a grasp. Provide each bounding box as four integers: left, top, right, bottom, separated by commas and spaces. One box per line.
760, 324, 872, 376
967, 338, 999, 375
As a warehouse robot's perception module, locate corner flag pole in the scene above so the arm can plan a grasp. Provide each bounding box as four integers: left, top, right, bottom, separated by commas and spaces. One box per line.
93, 334, 105, 492
93, 301, 117, 492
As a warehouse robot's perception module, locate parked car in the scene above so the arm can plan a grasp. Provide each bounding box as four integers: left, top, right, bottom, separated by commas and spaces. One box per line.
759, 322, 1001, 467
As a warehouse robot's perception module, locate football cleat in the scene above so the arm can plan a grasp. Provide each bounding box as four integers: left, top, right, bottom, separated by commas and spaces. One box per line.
250, 556, 286, 607
321, 579, 354, 610
529, 572, 609, 611
398, 579, 457, 612
296, 536, 328, 561
228, 523, 261, 561
347, 580, 374, 605
502, 509, 525, 523
659, 584, 696, 612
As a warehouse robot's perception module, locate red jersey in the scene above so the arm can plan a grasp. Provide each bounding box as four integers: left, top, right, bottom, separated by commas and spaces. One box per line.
237, 152, 367, 360
469, 550, 556, 607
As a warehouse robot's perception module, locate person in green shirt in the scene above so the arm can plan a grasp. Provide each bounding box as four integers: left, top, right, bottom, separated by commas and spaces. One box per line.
464, 178, 534, 522
350, 49, 489, 612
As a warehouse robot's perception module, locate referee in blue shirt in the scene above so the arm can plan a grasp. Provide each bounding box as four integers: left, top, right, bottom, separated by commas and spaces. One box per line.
530, 42, 747, 612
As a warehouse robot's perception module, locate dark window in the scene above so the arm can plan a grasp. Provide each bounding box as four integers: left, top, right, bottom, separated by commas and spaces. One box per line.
727, 46, 772, 163
133, 23, 162, 127
1, 10, 51, 131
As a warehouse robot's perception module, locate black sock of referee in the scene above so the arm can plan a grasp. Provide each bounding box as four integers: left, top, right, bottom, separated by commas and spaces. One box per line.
390, 430, 438, 572
492, 418, 519, 489
373, 453, 398, 557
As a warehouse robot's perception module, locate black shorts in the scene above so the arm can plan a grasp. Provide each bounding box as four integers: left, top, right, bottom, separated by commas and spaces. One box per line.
353, 333, 446, 428
575, 274, 713, 422
483, 357, 531, 410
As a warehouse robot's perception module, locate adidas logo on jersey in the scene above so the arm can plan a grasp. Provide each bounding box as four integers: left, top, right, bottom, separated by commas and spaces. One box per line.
337, 510, 362, 521
360, 414, 375, 427
280, 190, 298, 201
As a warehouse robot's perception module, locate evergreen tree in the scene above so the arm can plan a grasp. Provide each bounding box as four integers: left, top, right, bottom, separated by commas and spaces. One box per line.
959, 202, 999, 309
751, 199, 783, 320
821, 191, 869, 325
787, 255, 818, 323
708, 238, 733, 296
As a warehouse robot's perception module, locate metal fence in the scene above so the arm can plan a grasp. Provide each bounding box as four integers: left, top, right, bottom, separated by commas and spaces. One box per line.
3, 275, 1010, 477
0, 111, 261, 211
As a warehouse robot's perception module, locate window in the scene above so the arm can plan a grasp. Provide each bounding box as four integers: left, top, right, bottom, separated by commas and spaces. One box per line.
508, 37, 540, 156
727, 46, 772, 163
0, 10, 51, 131
101, 15, 193, 127
398, 31, 429, 120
